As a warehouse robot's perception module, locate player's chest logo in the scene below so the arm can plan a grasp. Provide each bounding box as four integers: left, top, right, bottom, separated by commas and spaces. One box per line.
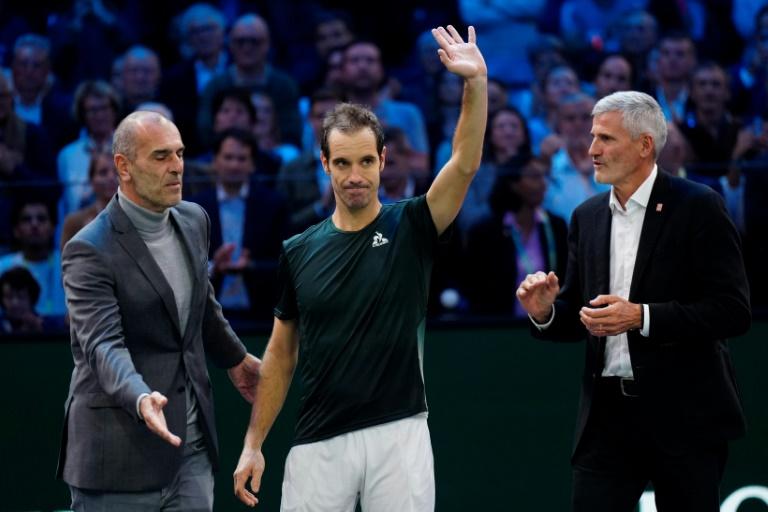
371, 231, 389, 248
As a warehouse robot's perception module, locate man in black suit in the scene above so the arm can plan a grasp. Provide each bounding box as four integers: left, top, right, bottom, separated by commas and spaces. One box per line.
516, 91, 751, 511
190, 127, 288, 322
59, 111, 260, 510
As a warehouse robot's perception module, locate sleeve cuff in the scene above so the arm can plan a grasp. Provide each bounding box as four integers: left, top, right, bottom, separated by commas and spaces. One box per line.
639, 304, 650, 337
136, 392, 150, 420
529, 305, 555, 330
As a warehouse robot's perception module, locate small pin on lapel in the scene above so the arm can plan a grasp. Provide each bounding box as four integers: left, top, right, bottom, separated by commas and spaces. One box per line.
656, 203, 663, 212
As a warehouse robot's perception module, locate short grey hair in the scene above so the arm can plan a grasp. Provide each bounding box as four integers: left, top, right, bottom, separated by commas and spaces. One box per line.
180, 3, 226, 37
113, 111, 173, 161
592, 91, 667, 158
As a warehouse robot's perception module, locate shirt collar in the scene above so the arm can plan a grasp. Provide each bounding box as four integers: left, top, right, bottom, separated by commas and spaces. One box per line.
194, 52, 227, 73
609, 165, 657, 213
503, 207, 547, 228
217, 181, 250, 201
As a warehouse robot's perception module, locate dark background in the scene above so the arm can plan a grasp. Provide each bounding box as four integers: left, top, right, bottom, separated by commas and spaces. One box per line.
2, 323, 766, 511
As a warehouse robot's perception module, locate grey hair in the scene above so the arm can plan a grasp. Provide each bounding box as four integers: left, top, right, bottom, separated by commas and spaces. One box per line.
113, 111, 173, 161
180, 3, 226, 37
592, 91, 667, 158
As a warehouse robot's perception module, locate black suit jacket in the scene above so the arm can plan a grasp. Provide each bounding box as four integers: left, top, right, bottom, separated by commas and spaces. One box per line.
190, 182, 288, 320
57, 197, 246, 491
533, 171, 751, 455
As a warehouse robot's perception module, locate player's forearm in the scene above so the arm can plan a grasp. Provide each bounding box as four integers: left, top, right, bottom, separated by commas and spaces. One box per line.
449, 76, 488, 176
242, 340, 298, 449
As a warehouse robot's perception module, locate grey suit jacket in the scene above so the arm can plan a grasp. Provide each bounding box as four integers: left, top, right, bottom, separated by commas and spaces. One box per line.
56, 196, 247, 492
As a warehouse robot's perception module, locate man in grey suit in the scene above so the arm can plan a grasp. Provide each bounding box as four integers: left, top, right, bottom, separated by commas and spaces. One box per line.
57, 110, 261, 511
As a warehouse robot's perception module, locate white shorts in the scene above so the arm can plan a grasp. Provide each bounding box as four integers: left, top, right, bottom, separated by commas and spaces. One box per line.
280, 413, 434, 512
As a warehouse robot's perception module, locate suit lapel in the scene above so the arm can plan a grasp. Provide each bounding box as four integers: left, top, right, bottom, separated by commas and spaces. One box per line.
590, 198, 612, 299
107, 197, 181, 336
629, 172, 669, 299
169, 206, 205, 341
585, 197, 612, 366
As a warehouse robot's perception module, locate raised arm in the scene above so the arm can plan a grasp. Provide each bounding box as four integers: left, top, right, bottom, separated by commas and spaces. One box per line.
426, 25, 488, 235
233, 316, 300, 507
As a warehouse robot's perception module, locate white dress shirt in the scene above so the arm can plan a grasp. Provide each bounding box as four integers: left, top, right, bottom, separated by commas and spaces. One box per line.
602, 166, 656, 377
532, 166, 656, 377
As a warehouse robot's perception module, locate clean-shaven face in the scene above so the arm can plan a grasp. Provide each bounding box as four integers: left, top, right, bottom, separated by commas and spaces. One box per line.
322, 127, 384, 212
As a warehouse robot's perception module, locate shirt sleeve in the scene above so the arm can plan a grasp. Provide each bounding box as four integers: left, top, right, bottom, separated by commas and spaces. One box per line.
273, 247, 299, 320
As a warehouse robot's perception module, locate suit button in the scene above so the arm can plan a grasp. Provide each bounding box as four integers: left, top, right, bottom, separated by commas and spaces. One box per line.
177, 386, 184, 393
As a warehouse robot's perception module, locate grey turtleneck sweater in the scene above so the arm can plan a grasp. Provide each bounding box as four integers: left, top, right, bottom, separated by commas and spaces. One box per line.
118, 188, 192, 333
118, 188, 202, 440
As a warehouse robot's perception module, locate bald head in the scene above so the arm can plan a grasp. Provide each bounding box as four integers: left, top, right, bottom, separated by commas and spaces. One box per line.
229, 14, 271, 71
232, 13, 269, 35
113, 110, 179, 161
113, 110, 185, 212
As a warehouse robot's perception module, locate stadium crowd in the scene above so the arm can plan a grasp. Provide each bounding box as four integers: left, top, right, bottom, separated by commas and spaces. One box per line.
1, 0, 767, 334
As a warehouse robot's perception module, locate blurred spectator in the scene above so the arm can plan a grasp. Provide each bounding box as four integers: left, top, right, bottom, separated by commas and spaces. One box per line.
488, 77, 511, 115
47, 0, 135, 91
560, 0, 648, 53
459, 0, 547, 87
117, 45, 161, 115
321, 46, 346, 91
211, 87, 281, 178
379, 126, 427, 203
464, 157, 568, 316
527, 64, 582, 154
277, 87, 341, 235
657, 121, 690, 177
0, 198, 66, 317
397, 28, 443, 125
431, 70, 464, 174
57, 80, 119, 222
341, 40, 430, 175
730, 6, 768, 119
614, 10, 658, 84
160, 3, 228, 157
648, 32, 697, 122
0, 72, 57, 252
0, 266, 44, 333
509, 34, 568, 119
648, 0, 742, 65
458, 106, 532, 235
60, 151, 117, 250
592, 54, 633, 99
189, 127, 288, 323
733, 0, 768, 41
213, 87, 256, 133
542, 93, 610, 222
314, 10, 355, 67
198, 14, 302, 149
11, 33, 75, 149
251, 91, 300, 166
679, 62, 751, 185
297, 9, 355, 94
